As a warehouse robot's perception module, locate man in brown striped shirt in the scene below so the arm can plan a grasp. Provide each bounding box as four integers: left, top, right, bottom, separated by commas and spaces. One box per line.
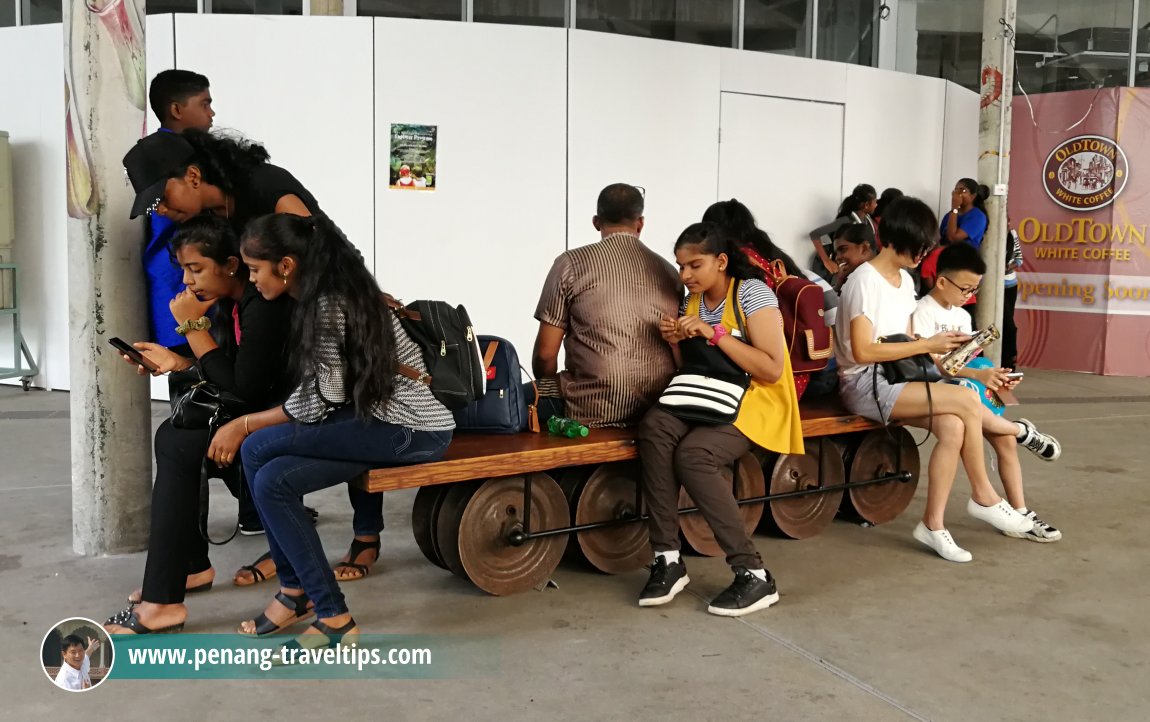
532, 184, 683, 428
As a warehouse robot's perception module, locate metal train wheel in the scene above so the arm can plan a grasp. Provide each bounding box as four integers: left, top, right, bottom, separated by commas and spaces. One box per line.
846, 428, 921, 525
678, 453, 766, 557
574, 461, 650, 574
411, 485, 451, 570
457, 473, 569, 596
557, 466, 595, 565
435, 481, 482, 581
763, 438, 845, 539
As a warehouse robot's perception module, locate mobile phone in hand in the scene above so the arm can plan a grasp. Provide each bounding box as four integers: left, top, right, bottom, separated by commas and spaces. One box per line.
108, 337, 159, 372
1004, 372, 1024, 379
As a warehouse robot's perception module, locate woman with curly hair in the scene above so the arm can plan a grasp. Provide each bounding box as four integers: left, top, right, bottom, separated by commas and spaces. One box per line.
122, 131, 385, 592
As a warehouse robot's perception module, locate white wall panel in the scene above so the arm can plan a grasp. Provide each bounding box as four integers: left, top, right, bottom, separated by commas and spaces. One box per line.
568, 30, 721, 262
174, 15, 376, 268
939, 81, 980, 214
719, 47, 848, 105
374, 19, 567, 359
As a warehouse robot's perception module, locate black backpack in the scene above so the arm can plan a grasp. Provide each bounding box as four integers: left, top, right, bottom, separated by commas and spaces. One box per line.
385, 295, 485, 410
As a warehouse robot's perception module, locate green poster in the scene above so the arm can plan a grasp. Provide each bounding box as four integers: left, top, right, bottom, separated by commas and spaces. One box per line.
390, 124, 437, 190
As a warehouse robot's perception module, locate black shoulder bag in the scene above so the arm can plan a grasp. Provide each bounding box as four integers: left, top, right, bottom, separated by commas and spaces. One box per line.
169, 367, 247, 545
872, 333, 940, 439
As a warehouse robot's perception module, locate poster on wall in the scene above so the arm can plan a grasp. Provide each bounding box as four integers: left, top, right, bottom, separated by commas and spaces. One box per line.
1010, 88, 1150, 377
389, 124, 437, 190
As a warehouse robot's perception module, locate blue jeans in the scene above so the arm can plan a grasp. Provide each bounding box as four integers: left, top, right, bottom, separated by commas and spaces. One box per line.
241, 407, 452, 618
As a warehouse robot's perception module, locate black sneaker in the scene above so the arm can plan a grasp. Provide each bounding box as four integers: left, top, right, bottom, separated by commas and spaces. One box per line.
706, 567, 779, 617
238, 519, 265, 536
638, 556, 690, 607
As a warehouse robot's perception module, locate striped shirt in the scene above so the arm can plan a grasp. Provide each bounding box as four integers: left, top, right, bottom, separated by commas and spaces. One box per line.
535, 232, 683, 428
680, 278, 779, 326
284, 296, 455, 431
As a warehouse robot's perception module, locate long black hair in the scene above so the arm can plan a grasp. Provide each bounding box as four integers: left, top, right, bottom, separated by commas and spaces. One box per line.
170, 213, 244, 348
674, 222, 757, 282
241, 213, 397, 418
171, 130, 270, 195
836, 183, 877, 218
702, 199, 803, 278
957, 178, 989, 212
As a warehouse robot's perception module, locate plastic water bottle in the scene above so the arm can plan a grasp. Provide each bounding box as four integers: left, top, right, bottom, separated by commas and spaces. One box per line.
547, 416, 590, 438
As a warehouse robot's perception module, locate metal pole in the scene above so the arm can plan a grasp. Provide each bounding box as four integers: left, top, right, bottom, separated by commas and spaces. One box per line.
64, 0, 152, 555
1129, 1, 1141, 87
975, 0, 1016, 365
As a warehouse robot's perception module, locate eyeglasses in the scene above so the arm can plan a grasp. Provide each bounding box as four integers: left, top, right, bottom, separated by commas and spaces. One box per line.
940, 275, 980, 295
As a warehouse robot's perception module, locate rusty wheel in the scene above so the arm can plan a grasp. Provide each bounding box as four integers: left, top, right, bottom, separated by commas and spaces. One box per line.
457, 473, 569, 595
435, 481, 481, 581
846, 428, 921, 525
764, 438, 845, 539
678, 453, 766, 557
574, 461, 650, 574
411, 485, 451, 569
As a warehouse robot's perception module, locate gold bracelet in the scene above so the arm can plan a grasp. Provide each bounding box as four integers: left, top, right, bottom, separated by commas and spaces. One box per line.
244, 416, 250, 436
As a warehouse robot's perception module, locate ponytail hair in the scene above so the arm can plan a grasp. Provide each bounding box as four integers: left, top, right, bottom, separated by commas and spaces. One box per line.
836, 183, 877, 218
241, 214, 397, 418
957, 178, 989, 212
702, 198, 803, 278
673, 221, 757, 282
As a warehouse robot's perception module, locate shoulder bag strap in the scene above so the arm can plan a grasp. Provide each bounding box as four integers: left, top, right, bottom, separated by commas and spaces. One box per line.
199, 412, 240, 546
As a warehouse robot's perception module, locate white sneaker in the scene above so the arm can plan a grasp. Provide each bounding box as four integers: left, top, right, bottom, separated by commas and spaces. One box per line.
1003, 510, 1062, 542
1016, 419, 1062, 461
967, 498, 1034, 534
913, 522, 973, 563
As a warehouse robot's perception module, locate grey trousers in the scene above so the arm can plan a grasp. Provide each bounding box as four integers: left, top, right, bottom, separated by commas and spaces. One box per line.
638, 407, 763, 570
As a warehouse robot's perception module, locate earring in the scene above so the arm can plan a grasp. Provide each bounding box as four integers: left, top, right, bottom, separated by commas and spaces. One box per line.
282, 276, 287, 286
228, 271, 235, 276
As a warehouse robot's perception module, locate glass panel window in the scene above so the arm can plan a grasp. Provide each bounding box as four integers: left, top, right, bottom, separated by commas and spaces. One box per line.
817, 0, 878, 66
212, 0, 304, 14
911, 0, 984, 92
744, 0, 810, 56
22, 0, 62, 25
1136, 0, 1150, 86
576, 0, 735, 48
357, 0, 462, 20
475, 0, 565, 27
2, 0, 15, 27
147, 0, 198, 14
1014, 0, 1135, 93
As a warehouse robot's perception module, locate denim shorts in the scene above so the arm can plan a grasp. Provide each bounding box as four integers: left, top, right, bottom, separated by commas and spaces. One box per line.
839, 367, 907, 424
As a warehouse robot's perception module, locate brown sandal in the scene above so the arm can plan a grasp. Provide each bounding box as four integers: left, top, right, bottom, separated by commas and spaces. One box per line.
234, 551, 278, 587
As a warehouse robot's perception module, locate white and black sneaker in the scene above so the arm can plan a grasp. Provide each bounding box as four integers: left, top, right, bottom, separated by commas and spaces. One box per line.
1003, 510, 1062, 542
706, 567, 779, 617
638, 556, 690, 607
1016, 419, 1061, 461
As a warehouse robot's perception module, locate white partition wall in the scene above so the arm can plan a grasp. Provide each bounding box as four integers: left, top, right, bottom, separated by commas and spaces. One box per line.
173, 15, 376, 266
374, 19, 567, 358
567, 31, 721, 260
0, 17, 977, 392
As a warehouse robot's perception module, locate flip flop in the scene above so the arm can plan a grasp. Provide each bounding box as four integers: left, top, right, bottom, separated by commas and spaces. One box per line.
104, 608, 184, 635
239, 591, 314, 637
234, 551, 277, 587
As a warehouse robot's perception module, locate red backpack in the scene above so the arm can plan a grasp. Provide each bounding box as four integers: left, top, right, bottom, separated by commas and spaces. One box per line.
746, 254, 834, 374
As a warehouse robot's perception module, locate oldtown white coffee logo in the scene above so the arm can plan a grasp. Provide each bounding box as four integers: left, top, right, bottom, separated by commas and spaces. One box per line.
1043, 135, 1129, 211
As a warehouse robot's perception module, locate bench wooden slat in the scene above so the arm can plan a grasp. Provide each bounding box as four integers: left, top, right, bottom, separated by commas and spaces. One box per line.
358, 398, 883, 493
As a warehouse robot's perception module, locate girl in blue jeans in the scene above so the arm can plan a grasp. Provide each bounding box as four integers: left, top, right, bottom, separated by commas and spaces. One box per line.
210, 213, 454, 644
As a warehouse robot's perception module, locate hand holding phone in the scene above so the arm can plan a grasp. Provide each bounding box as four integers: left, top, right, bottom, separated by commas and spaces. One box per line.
108, 337, 160, 373
1004, 372, 1024, 379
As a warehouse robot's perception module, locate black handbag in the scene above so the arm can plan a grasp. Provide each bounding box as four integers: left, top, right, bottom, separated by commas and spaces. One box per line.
168, 367, 245, 545
876, 334, 942, 384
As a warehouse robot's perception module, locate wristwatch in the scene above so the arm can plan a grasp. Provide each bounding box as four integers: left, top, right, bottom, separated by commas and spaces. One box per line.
708, 324, 727, 346
176, 316, 212, 336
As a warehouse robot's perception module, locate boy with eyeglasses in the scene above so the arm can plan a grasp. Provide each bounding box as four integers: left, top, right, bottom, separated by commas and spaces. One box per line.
912, 243, 1063, 542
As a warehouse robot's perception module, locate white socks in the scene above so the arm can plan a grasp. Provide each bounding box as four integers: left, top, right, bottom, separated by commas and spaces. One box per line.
656, 550, 681, 564
749, 569, 768, 581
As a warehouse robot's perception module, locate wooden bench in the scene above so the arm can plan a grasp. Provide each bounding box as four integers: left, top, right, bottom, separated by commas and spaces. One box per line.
353, 398, 919, 596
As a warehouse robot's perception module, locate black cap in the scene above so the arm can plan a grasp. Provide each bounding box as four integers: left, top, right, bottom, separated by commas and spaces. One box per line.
122, 132, 196, 218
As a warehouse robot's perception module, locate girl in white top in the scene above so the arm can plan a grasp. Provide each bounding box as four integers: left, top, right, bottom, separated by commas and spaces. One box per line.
835, 197, 1033, 563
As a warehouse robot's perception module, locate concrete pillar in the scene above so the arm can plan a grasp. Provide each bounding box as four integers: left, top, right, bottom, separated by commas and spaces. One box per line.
64, 0, 153, 555
975, 0, 1016, 365
310, 0, 343, 15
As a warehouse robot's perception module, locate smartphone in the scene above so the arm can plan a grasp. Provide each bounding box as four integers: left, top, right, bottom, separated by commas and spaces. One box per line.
1004, 372, 1024, 379
108, 337, 159, 372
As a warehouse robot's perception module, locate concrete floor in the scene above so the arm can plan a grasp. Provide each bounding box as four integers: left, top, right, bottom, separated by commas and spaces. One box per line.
1, 369, 1148, 721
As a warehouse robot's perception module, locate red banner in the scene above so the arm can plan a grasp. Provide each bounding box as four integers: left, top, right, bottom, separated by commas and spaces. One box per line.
1010, 88, 1150, 376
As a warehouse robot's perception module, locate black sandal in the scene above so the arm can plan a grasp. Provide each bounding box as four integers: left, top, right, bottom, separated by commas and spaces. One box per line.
104, 609, 184, 635
127, 580, 212, 606
234, 551, 278, 587
333, 538, 380, 581
240, 591, 314, 637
